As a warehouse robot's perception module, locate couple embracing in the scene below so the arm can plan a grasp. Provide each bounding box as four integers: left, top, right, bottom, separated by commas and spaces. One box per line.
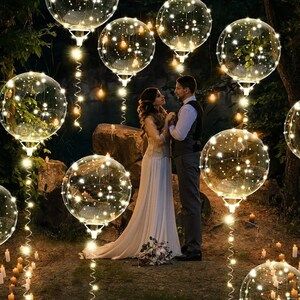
84, 75, 203, 262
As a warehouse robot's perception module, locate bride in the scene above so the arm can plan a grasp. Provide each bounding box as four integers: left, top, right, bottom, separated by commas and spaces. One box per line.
83, 87, 181, 259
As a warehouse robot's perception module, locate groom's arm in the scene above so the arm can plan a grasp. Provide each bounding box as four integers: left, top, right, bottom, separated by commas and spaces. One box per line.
169, 105, 197, 141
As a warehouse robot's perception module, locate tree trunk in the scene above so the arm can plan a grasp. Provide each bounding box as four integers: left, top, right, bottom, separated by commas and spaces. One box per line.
263, 0, 300, 203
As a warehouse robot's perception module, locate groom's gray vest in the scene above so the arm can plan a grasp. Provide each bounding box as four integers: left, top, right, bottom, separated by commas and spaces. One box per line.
172, 100, 203, 158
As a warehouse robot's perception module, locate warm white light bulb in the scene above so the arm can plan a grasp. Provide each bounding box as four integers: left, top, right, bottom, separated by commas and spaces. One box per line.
86, 240, 97, 252
224, 214, 235, 225
22, 158, 33, 169
118, 87, 127, 98
92, 285, 99, 291
239, 97, 249, 108
21, 245, 31, 256
71, 47, 83, 61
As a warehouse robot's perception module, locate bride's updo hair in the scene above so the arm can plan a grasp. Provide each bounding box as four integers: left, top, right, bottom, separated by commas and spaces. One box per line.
137, 87, 167, 137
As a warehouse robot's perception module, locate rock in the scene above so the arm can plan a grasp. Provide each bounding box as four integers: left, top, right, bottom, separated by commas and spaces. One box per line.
92, 123, 146, 168
34, 187, 86, 240
248, 179, 281, 203
38, 158, 67, 193
128, 161, 142, 189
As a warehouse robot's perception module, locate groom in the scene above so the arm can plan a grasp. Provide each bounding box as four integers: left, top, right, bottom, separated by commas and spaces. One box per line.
168, 75, 203, 261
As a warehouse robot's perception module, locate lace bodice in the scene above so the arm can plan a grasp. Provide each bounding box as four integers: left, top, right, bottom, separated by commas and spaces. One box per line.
144, 116, 170, 157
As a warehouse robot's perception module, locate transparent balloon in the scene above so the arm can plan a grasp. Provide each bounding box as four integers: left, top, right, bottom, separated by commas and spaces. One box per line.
0, 72, 67, 156
45, 0, 119, 46
156, 0, 212, 63
0, 186, 18, 245
61, 154, 132, 239
240, 261, 300, 299
98, 17, 156, 86
216, 18, 281, 93
284, 101, 300, 159
200, 128, 269, 211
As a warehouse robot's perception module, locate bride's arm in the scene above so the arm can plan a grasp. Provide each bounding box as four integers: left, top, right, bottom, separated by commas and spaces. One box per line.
144, 116, 168, 146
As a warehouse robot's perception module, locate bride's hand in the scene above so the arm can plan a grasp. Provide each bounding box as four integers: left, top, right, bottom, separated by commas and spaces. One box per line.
165, 112, 176, 124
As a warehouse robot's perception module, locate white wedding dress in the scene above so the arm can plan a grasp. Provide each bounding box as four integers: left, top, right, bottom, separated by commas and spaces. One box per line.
83, 116, 181, 259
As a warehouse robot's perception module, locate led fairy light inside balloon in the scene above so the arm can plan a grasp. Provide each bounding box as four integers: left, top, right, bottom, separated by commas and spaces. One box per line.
284, 100, 300, 159
0, 186, 18, 246
99, 17, 155, 124
201, 129, 270, 211
62, 154, 131, 300
156, 0, 212, 63
45, 0, 119, 46
0, 71, 66, 297
200, 128, 270, 299
62, 154, 132, 240
0, 72, 67, 156
240, 261, 300, 299
216, 18, 281, 97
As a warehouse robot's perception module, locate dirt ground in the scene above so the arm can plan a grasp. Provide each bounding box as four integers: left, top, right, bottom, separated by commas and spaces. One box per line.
1, 182, 300, 300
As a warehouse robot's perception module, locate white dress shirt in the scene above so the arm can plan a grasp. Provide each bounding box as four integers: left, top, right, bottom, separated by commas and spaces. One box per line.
169, 95, 197, 141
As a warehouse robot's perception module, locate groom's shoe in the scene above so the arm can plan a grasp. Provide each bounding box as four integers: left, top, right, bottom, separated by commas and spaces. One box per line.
175, 251, 202, 261
181, 245, 188, 254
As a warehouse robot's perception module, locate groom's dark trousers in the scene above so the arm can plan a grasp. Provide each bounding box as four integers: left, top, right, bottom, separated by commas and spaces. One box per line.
174, 152, 202, 253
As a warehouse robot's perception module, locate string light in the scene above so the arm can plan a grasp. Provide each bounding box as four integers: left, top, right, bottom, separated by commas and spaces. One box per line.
70, 47, 85, 129
175, 63, 185, 73
118, 87, 127, 98
200, 128, 270, 205
156, 0, 212, 62
20, 245, 31, 256
235, 113, 243, 122
61, 154, 132, 239
97, 87, 106, 100
224, 214, 235, 226
284, 100, 300, 159
99, 17, 155, 86
70, 47, 83, 61
208, 93, 217, 103
0, 72, 67, 156
216, 18, 281, 95
22, 158, 33, 169
0, 186, 18, 245
240, 261, 300, 299
45, 0, 118, 46
99, 17, 155, 123
239, 97, 249, 108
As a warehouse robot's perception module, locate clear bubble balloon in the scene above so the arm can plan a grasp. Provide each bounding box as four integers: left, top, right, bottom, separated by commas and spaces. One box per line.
61, 154, 132, 238
284, 101, 300, 159
200, 128, 269, 209
45, 0, 118, 45
0, 186, 18, 245
0, 72, 67, 155
216, 18, 281, 84
240, 261, 300, 299
98, 17, 156, 86
156, 0, 212, 62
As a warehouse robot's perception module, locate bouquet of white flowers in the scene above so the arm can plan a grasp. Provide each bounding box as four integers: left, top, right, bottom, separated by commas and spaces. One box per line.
137, 236, 173, 266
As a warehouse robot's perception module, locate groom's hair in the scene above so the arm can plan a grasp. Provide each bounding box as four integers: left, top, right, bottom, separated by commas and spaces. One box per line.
177, 75, 197, 94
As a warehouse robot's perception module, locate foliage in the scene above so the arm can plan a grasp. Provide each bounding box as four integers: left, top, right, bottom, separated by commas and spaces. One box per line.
247, 80, 288, 178
0, 0, 55, 206
0, 0, 56, 81
234, 31, 270, 70
138, 236, 173, 266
